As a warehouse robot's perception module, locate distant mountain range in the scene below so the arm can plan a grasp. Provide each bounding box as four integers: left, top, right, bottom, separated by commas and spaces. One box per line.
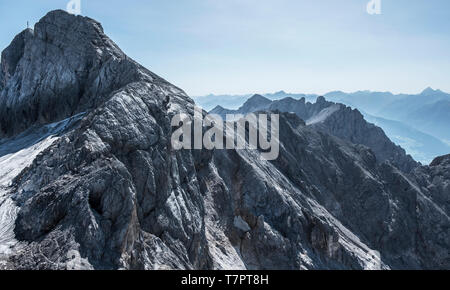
194, 91, 318, 111
362, 113, 450, 164
324, 88, 450, 145
195, 89, 450, 164
210, 95, 419, 172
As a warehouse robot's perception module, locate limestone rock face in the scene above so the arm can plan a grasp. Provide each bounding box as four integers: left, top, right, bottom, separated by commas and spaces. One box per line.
410, 155, 450, 268
0, 10, 448, 270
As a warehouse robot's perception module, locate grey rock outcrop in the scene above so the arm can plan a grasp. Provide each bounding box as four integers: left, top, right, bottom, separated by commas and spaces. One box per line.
0, 10, 448, 270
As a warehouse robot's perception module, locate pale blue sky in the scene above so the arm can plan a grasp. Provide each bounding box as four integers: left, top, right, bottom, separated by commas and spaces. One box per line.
1, 0, 449, 96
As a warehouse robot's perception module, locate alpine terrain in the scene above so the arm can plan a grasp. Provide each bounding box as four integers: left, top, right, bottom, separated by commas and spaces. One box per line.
0, 10, 448, 270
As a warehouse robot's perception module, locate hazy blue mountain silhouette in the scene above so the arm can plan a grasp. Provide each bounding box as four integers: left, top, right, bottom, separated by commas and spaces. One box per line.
324, 88, 450, 145
203, 89, 450, 163
363, 113, 450, 164
194, 91, 317, 111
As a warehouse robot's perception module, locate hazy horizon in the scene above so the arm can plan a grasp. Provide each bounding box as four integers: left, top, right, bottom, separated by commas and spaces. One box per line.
193, 86, 449, 98
1, 0, 450, 96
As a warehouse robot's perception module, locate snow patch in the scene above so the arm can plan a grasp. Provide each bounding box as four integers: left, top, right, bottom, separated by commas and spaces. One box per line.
0, 113, 84, 255
306, 105, 340, 125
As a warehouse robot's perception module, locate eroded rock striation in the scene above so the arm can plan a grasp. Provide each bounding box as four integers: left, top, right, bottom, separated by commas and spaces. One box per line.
0, 10, 448, 270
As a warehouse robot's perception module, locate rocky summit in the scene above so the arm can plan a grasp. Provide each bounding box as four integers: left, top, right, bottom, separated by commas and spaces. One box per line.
0, 10, 448, 270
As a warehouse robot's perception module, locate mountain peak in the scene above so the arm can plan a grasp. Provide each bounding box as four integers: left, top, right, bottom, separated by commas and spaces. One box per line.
316, 96, 327, 104
273, 90, 287, 95
38, 9, 103, 33
233, 94, 272, 114
421, 87, 441, 95
212, 105, 225, 110
248, 94, 271, 102
430, 154, 450, 167
239, 94, 271, 109
0, 9, 166, 137
210, 105, 226, 113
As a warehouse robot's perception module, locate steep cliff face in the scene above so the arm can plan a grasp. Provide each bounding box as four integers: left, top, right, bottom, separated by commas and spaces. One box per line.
0, 10, 448, 270
212, 95, 419, 173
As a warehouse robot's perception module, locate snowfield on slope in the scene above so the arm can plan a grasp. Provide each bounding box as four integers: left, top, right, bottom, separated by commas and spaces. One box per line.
0, 114, 84, 260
